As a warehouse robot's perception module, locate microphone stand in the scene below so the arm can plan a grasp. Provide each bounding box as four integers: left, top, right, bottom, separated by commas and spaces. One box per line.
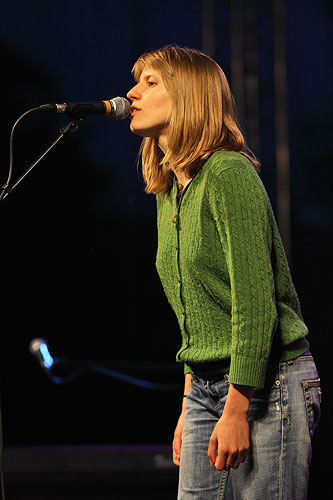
0, 116, 85, 203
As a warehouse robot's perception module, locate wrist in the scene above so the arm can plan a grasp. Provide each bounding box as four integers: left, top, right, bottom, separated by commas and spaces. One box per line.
224, 383, 254, 416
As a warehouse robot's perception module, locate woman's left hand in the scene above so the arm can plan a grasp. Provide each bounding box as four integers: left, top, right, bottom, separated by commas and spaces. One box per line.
207, 411, 250, 470
207, 383, 254, 471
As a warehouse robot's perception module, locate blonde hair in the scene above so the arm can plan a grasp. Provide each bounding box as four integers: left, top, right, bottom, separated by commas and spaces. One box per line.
131, 45, 259, 194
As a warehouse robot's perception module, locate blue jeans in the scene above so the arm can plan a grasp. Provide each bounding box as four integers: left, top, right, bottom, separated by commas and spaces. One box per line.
178, 354, 321, 500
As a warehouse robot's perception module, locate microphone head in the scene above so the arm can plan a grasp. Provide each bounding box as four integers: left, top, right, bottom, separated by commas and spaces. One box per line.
110, 97, 130, 120
29, 338, 54, 369
29, 338, 47, 354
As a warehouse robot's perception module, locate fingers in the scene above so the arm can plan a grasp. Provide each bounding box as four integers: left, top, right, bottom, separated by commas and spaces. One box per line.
208, 437, 248, 471
215, 451, 246, 471
207, 436, 217, 466
172, 428, 182, 466
172, 441, 180, 467
225, 455, 243, 470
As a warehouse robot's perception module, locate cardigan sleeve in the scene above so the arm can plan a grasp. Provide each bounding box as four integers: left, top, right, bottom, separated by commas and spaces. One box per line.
208, 159, 278, 388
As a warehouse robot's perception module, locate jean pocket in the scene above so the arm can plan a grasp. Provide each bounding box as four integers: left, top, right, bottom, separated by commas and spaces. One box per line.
301, 378, 321, 437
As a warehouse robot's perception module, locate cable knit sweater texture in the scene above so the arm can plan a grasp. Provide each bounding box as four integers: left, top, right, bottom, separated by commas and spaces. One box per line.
155, 151, 309, 388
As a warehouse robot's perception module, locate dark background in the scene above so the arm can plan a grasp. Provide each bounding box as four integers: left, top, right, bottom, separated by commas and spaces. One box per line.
0, 0, 332, 493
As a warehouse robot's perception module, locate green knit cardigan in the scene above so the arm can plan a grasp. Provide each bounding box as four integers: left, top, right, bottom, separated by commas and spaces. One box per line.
155, 151, 309, 388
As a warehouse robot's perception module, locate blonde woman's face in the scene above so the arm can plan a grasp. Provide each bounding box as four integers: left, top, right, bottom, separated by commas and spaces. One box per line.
127, 68, 171, 151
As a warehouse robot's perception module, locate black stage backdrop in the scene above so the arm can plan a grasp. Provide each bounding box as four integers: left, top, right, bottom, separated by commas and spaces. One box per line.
0, 0, 331, 491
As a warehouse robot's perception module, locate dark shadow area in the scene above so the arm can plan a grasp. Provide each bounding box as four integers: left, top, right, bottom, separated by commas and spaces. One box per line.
0, 0, 331, 495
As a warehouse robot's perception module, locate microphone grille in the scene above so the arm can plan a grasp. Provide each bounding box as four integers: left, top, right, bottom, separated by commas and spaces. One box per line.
110, 97, 130, 120
29, 338, 46, 354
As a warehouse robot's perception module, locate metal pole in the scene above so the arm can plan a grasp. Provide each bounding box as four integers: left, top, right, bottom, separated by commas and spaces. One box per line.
202, 0, 216, 58
230, 0, 245, 121
243, 0, 260, 156
274, 0, 292, 263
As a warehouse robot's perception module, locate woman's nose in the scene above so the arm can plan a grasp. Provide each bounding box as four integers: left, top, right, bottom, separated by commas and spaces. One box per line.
127, 83, 140, 101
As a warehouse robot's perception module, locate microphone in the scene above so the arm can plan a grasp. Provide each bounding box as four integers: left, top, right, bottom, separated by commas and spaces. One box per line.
29, 338, 54, 371
39, 96, 130, 119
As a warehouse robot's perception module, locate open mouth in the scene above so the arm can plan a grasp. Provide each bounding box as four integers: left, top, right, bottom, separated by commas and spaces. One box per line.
130, 105, 140, 118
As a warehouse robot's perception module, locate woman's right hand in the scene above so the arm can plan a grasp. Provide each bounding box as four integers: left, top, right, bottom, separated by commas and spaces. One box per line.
172, 410, 185, 466
173, 373, 192, 466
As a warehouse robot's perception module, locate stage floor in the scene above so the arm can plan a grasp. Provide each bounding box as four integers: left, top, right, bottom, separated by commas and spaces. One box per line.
3, 445, 178, 500
2, 443, 320, 499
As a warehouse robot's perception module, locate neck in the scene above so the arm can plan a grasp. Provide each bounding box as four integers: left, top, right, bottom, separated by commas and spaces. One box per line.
157, 137, 191, 190
158, 135, 168, 154
174, 170, 191, 191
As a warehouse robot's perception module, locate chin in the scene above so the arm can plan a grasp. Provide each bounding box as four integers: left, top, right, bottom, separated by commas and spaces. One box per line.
130, 123, 144, 137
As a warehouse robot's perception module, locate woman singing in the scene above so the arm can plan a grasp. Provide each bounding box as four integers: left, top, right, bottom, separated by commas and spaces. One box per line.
126, 45, 320, 500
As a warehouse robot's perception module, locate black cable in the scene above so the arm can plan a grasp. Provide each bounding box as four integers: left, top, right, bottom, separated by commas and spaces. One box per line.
1, 107, 84, 204
0, 107, 40, 203
46, 357, 183, 391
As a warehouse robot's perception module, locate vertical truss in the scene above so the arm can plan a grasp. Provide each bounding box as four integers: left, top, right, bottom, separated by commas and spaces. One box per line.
204, 0, 292, 262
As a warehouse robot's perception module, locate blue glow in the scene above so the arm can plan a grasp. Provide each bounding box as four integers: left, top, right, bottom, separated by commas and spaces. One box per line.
40, 343, 54, 369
